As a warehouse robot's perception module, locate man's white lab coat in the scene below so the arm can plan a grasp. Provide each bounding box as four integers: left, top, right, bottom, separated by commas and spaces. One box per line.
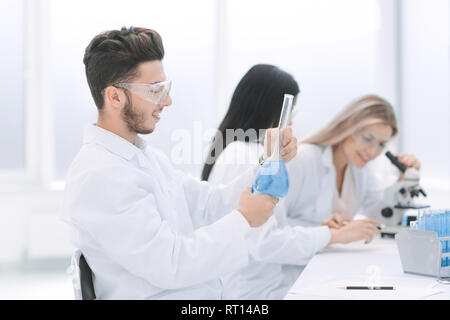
62, 125, 258, 299
209, 141, 331, 299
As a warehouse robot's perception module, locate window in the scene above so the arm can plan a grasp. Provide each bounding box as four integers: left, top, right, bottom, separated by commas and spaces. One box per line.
224, 0, 381, 140
400, 0, 450, 203
2, 0, 448, 193
49, 0, 217, 179
0, 0, 25, 171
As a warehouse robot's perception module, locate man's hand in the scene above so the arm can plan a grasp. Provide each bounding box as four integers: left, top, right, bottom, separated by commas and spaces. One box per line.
237, 188, 278, 227
264, 127, 298, 163
321, 213, 353, 229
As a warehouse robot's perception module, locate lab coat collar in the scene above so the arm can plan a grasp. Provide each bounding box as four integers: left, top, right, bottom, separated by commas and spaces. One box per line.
321, 145, 359, 182
83, 124, 148, 163
319, 145, 362, 212
314, 145, 335, 218
321, 145, 334, 169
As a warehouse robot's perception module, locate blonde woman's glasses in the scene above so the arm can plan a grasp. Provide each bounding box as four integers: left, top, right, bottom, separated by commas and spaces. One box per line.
352, 130, 389, 153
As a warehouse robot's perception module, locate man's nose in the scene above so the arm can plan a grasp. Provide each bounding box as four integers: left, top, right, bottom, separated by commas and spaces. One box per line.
162, 93, 172, 107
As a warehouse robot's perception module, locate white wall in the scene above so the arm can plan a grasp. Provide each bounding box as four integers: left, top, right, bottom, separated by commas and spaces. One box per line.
400, 0, 450, 207
1, 0, 219, 263
224, 0, 381, 142
1, 0, 449, 264
0, 190, 71, 263
0, 0, 25, 170
50, 0, 217, 179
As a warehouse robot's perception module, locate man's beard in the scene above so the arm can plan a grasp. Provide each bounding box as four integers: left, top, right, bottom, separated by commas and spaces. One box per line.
122, 92, 154, 135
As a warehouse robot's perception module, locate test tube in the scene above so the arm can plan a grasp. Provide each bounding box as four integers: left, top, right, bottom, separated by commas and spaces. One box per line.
438, 210, 445, 267
425, 210, 432, 231
417, 210, 424, 230
444, 209, 448, 267
401, 212, 408, 227
275, 94, 294, 159
278, 94, 294, 130
447, 210, 450, 266
444, 210, 447, 253
432, 211, 439, 234
445, 209, 449, 267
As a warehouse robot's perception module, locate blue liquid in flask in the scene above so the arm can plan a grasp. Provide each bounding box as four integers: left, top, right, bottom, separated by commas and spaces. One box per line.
252, 159, 289, 198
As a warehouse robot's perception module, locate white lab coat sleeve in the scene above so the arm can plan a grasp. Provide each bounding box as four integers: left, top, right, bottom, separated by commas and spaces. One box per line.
68, 166, 251, 290
356, 168, 384, 219
284, 149, 323, 227
247, 201, 331, 265
178, 165, 258, 228
150, 145, 258, 228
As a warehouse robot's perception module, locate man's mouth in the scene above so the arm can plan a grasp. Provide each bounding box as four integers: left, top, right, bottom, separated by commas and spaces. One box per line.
152, 110, 162, 120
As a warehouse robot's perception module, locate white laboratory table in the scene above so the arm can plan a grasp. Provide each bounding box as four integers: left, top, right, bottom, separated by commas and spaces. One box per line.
285, 236, 450, 300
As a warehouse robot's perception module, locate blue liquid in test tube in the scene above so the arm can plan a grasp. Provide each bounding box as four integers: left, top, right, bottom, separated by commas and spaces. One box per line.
425, 210, 432, 231
429, 211, 444, 267
446, 210, 450, 267
446, 210, 450, 253
431, 211, 438, 234
438, 211, 444, 267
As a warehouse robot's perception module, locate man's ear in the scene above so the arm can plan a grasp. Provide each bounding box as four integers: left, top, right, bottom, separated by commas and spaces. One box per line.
103, 86, 125, 110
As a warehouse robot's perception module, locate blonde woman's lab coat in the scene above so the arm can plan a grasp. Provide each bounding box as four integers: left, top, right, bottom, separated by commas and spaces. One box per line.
61, 125, 259, 300
284, 143, 384, 227
209, 141, 331, 300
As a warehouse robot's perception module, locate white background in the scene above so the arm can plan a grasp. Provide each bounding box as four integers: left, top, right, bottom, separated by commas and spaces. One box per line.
0, 0, 448, 298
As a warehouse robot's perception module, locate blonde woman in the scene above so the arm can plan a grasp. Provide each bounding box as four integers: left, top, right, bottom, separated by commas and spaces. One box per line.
286, 94, 421, 233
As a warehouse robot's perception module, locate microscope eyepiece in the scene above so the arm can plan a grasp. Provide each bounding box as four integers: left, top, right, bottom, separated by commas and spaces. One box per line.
419, 188, 427, 197
385, 151, 407, 173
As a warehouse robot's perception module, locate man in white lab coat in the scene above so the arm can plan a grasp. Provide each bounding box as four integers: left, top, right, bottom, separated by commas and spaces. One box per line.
61, 27, 298, 299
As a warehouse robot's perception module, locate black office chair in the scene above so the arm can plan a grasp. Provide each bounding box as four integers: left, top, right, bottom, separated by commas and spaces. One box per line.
71, 251, 96, 300
79, 254, 96, 300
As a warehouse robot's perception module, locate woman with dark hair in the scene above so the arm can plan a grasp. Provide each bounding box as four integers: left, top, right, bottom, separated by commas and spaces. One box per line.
203, 64, 374, 300
202, 64, 299, 181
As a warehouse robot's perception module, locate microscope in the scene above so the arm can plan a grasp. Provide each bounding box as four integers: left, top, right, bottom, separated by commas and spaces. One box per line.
378, 151, 430, 237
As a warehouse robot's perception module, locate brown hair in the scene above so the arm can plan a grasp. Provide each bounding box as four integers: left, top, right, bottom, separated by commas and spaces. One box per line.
303, 94, 398, 146
83, 26, 165, 109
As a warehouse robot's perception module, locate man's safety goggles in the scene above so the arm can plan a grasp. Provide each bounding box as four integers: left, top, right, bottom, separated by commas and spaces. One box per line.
113, 80, 172, 105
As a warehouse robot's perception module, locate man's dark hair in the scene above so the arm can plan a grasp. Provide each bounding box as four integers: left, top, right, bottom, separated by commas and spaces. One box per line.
83, 26, 165, 110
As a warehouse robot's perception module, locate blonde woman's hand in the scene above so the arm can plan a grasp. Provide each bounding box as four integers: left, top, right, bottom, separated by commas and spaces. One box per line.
321, 213, 353, 229
329, 219, 381, 245
396, 153, 421, 170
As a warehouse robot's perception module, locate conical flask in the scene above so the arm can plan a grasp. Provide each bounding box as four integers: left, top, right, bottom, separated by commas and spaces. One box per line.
252, 94, 294, 198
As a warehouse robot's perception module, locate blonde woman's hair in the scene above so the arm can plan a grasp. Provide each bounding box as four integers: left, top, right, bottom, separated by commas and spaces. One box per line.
303, 94, 398, 146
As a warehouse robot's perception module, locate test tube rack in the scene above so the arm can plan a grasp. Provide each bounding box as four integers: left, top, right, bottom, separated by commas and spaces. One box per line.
395, 229, 450, 280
